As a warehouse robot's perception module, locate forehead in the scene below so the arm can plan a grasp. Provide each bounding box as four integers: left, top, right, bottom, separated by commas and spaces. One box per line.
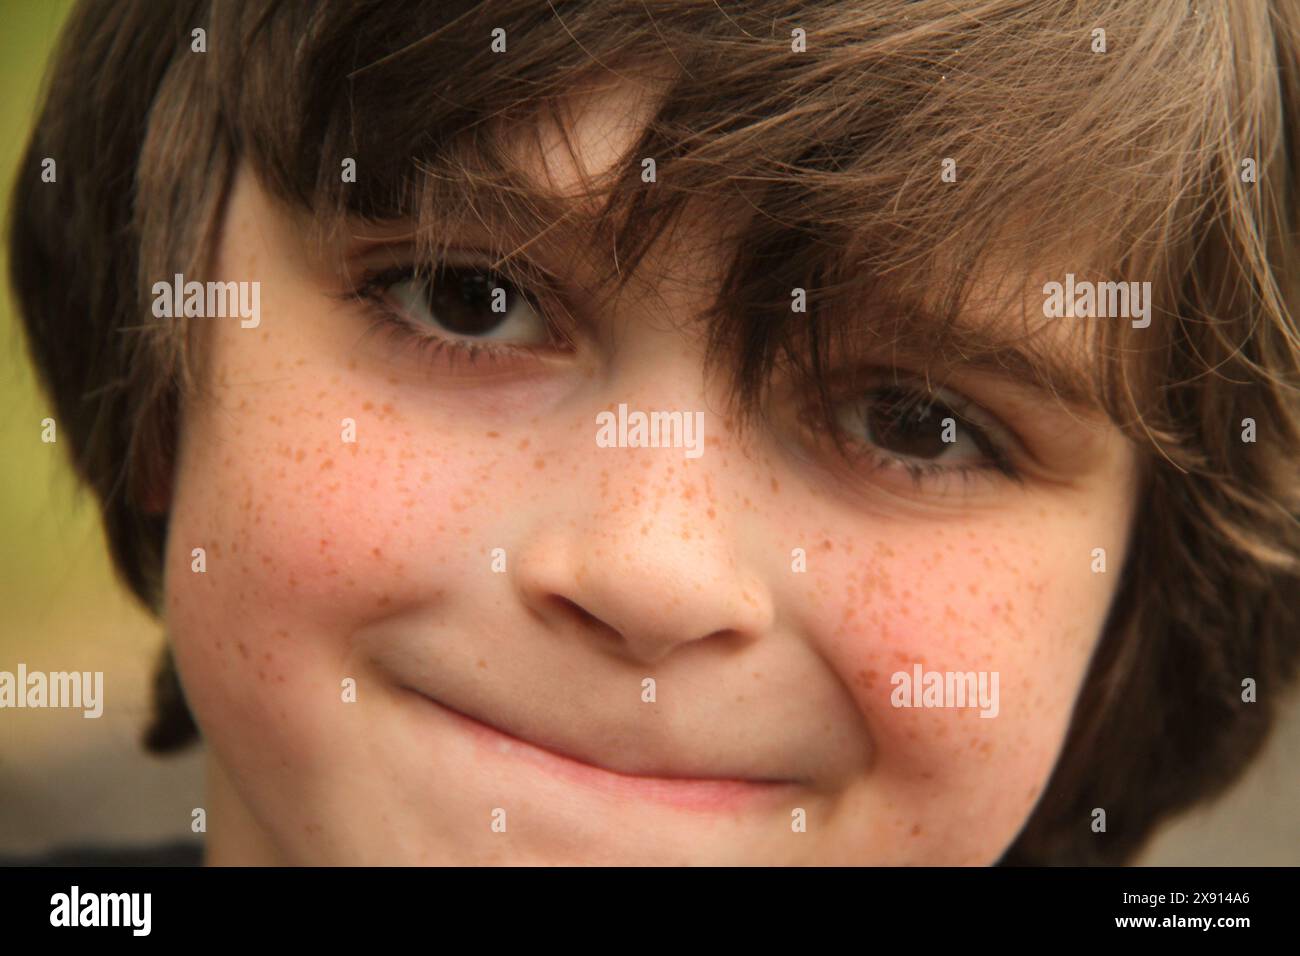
509, 66, 672, 204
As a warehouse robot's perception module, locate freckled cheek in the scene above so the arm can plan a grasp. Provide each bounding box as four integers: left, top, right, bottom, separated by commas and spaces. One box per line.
800, 542, 1101, 779
164, 385, 566, 724
176, 398, 531, 611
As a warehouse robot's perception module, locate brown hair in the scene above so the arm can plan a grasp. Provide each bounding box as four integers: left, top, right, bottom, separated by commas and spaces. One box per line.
8, 0, 1300, 864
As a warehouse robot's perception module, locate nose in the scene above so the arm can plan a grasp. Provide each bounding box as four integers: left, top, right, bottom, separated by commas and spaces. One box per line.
511, 408, 775, 665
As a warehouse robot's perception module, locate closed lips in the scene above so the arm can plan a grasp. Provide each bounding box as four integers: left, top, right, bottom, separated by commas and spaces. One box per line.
406, 687, 803, 811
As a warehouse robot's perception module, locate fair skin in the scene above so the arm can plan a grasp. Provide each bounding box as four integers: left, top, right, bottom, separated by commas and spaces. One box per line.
164, 75, 1139, 865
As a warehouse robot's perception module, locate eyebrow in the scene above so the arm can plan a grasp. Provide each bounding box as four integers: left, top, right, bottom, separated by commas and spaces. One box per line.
347, 201, 603, 282
830, 304, 1109, 412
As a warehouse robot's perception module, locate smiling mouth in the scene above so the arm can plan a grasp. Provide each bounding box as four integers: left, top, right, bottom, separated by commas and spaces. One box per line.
404, 688, 803, 812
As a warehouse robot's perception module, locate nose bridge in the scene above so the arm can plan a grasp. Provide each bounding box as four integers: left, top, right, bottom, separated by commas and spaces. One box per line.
512, 384, 775, 664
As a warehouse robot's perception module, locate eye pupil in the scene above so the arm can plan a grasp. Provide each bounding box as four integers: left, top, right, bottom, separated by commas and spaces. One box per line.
427, 266, 517, 336
865, 388, 952, 460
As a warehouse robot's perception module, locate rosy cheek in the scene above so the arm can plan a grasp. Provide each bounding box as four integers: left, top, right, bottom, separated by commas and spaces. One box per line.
163, 370, 534, 757
788, 516, 1111, 839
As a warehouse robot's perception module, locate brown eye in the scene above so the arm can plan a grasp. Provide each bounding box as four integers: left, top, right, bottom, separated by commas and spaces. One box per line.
418, 265, 530, 337
862, 387, 955, 460
382, 261, 552, 346
833, 383, 1002, 470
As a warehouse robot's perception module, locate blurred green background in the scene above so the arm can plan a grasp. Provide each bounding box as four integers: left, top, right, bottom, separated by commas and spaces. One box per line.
1, 0, 203, 856
0, 0, 1295, 862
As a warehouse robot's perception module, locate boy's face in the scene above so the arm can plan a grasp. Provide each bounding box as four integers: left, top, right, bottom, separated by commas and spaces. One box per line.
164, 76, 1139, 864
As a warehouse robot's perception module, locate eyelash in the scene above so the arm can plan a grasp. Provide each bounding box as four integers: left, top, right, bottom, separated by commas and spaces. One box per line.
335, 261, 569, 370
335, 257, 1023, 494
831, 389, 1023, 494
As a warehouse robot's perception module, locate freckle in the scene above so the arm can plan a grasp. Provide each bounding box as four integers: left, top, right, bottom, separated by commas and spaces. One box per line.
706, 508, 716, 519
372, 547, 383, 559
236, 641, 250, 659
910, 824, 922, 836
681, 529, 691, 540
752, 671, 762, 679
276, 629, 289, 639
486, 431, 500, 438
771, 477, 780, 493
477, 659, 488, 669
376, 594, 391, 607
257, 669, 266, 681
363, 401, 374, 411
534, 457, 546, 470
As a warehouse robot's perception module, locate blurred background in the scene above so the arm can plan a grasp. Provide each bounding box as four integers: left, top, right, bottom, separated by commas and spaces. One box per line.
0, 0, 1295, 864
0, 0, 204, 858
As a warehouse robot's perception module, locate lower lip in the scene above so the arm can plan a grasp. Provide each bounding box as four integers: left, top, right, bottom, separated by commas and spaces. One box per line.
409, 690, 801, 813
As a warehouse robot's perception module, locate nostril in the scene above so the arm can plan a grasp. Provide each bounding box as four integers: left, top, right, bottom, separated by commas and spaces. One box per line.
546, 595, 609, 634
